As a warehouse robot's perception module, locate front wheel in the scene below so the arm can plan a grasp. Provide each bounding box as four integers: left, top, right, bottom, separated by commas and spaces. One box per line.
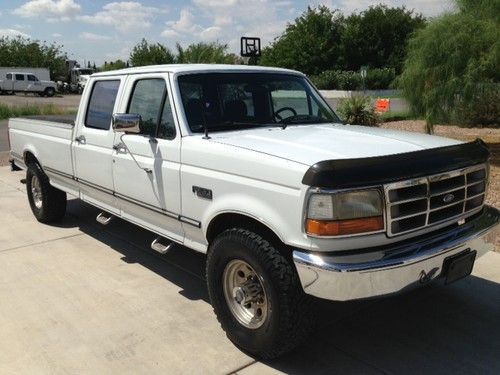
206, 228, 313, 359
26, 162, 67, 223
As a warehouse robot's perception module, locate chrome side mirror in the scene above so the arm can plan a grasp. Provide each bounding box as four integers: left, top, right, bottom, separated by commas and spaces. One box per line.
112, 113, 141, 134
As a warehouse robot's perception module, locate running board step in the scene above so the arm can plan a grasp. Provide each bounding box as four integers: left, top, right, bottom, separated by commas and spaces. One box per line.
151, 237, 173, 254
96, 212, 113, 225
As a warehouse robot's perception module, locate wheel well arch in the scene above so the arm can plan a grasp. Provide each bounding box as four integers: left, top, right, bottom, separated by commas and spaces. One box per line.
24, 150, 40, 166
206, 212, 289, 257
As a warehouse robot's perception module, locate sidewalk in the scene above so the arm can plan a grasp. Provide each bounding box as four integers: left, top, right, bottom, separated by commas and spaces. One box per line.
0, 166, 499, 374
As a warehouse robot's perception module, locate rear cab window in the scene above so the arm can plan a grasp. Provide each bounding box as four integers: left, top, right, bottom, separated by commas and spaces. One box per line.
85, 80, 120, 130
6, 74, 12, 80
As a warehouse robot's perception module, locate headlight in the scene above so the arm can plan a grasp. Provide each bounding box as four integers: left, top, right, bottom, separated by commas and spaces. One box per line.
306, 189, 384, 236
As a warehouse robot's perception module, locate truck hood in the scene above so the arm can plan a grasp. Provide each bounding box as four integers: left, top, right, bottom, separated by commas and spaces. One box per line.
209, 124, 462, 166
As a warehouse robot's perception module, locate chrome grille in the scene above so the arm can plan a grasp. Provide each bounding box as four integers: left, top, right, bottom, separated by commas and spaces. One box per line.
385, 164, 487, 236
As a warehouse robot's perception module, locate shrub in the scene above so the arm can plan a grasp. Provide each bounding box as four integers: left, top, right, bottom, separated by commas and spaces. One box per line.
338, 95, 379, 126
310, 68, 395, 90
397, 0, 499, 130
0, 103, 74, 120
453, 84, 500, 127
365, 68, 396, 90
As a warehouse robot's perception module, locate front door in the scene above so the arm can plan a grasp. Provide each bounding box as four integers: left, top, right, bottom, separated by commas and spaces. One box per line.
73, 78, 123, 214
27, 74, 43, 92
112, 74, 183, 242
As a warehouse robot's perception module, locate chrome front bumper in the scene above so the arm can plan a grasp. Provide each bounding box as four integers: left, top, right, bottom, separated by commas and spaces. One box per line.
293, 205, 499, 301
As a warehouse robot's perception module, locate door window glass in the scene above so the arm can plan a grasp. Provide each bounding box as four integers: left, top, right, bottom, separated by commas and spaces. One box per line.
15, 74, 25, 81
85, 80, 120, 130
27, 75, 38, 81
127, 79, 165, 137
127, 78, 176, 139
158, 96, 176, 139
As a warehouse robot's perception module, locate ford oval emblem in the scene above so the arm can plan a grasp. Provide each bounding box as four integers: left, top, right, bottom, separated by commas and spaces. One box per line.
443, 193, 455, 203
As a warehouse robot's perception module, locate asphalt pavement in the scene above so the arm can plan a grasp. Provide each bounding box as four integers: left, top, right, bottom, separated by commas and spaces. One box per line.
1, 166, 499, 374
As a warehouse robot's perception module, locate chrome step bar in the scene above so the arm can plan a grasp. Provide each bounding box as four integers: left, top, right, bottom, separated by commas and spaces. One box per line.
96, 212, 113, 225
151, 237, 173, 254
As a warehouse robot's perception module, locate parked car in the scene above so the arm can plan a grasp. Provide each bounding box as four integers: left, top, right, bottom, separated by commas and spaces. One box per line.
8, 64, 499, 358
0, 72, 57, 96
0, 67, 51, 81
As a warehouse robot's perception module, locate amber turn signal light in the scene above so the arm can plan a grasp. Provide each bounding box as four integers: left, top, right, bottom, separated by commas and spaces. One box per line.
306, 216, 384, 236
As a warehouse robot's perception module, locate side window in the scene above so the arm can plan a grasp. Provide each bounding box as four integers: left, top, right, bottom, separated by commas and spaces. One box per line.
27, 75, 38, 82
127, 78, 176, 139
85, 80, 120, 130
15, 74, 25, 81
6, 74, 12, 80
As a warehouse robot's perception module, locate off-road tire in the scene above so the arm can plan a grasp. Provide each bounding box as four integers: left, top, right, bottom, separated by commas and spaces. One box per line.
26, 162, 67, 223
206, 228, 314, 359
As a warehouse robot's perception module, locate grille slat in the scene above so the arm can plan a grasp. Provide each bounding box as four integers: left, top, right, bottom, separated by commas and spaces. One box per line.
385, 164, 487, 236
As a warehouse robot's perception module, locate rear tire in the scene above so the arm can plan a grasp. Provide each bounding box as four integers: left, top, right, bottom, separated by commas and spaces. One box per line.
206, 228, 314, 359
44, 87, 55, 97
26, 162, 67, 223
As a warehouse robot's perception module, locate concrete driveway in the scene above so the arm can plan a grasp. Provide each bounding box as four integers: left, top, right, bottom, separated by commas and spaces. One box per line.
0, 166, 499, 374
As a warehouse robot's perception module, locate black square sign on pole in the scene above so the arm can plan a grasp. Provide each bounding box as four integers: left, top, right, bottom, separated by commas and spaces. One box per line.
240, 37, 261, 57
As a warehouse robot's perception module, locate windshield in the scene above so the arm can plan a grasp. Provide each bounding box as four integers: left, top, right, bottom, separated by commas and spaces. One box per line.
78, 69, 94, 75
178, 73, 341, 133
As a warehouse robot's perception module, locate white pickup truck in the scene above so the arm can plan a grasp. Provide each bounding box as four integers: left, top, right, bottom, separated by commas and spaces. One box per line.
8, 64, 499, 358
0, 71, 57, 97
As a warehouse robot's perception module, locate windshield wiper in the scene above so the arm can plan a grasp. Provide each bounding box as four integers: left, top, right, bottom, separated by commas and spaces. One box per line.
280, 115, 331, 129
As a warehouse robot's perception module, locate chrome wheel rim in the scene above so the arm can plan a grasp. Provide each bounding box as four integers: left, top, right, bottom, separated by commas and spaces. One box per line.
31, 175, 42, 209
223, 259, 269, 329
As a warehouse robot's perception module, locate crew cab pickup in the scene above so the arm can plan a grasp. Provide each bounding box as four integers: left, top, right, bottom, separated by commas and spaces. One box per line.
8, 65, 499, 358
0, 72, 56, 97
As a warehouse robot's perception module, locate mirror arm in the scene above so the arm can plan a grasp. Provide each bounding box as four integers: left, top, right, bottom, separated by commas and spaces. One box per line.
119, 134, 152, 174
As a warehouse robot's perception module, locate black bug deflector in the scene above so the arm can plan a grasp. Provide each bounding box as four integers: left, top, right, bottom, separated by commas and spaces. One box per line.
302, 139, 490, 188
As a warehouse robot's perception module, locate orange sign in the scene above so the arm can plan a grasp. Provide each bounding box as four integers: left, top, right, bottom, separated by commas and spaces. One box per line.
375, 98, 390, 113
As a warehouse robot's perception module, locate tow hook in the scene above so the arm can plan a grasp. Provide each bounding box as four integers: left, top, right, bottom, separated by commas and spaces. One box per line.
419, 267, 440, 284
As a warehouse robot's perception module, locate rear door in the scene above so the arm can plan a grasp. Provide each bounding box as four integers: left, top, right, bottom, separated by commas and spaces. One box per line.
14, 74, 28, 91
112, 74, 183, 242
4, 74, 14, 90
73, 77, 124, 214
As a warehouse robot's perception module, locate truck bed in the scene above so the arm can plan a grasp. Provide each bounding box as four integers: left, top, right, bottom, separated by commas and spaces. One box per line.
19, 114, 76, 126
8, 116, 75, 182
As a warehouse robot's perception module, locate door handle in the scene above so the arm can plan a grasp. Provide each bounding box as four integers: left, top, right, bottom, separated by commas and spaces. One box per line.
75, 135, 86, 145
113, 142, 127, 153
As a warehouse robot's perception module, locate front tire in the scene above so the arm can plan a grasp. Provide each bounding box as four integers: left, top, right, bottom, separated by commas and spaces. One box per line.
206, 228, 313, 359
26, 162, 67, 223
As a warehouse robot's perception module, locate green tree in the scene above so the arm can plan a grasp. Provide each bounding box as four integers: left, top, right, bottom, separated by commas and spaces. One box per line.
0, 36, 67, 79
398, 0, 499, 132
175, 42, 238, 64
101, 60, 128, 71
260, 6, 344, 75
130, 38, 175, 66
341, 5, 425, 73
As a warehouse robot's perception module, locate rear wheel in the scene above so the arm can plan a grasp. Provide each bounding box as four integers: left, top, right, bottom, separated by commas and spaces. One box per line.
44, 87, 55, 97
26, 162, 67, 223
206, 228, 313, 359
